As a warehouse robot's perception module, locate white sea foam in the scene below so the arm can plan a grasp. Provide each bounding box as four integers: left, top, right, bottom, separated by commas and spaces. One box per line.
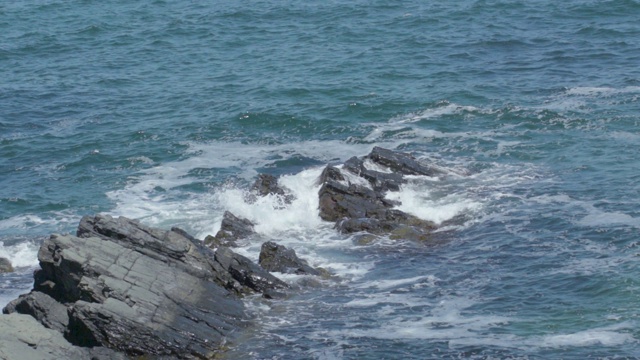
385, 181, 482, 225
389, 103, 486, 124
564, 86, 640, 97
538, 323, 635, 348
0, 241, 40, 268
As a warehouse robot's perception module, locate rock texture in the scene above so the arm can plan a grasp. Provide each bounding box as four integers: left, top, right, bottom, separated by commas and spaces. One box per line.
204, 211, 255, 248
0, 313, 126, 360
3, 214, 289, 359
259, 241, 321, 276
0, 257, 13, 273
318, 147, 439, 241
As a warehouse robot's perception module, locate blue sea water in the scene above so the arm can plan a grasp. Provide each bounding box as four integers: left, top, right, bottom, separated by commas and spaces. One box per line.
2, 0, 640, 358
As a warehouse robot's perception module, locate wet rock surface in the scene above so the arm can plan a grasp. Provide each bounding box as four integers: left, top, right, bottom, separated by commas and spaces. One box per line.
318, 147, 439, 240
204, 211, 255, 248
259, 241, 321, 276
2, 214, 289, 359
0, 257, 13, 273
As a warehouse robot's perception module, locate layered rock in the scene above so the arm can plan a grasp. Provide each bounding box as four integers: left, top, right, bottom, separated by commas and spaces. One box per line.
259, 241, 321, 276
0, 257, 13, 273
3, 214, 289, 359
204, 211, 256, 248
318, 147, 439, 241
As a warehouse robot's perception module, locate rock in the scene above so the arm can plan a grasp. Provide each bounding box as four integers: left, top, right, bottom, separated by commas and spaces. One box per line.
317, 147, 441, 242
318, 179, 392, 222
214, 246, 289, 296
0, 257, 13, 273
367, 146, 445, 177
37, 233, 246, 357
259, 241, 321, 276
3, 214, 291, 359
248, 173, 295, 206
205, 211, 255, 247
0, 313, 126, 360
343, 156, 404, 192
3, 291, 69, 333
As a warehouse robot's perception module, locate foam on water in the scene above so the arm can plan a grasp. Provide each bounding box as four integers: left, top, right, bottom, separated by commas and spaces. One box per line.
0, 241, 40, 268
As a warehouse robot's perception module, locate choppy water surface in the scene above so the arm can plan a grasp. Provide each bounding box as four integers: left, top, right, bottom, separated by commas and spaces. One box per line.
2, 1, 640, 358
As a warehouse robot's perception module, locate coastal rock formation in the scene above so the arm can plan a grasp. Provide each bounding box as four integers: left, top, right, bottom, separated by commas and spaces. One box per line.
204, 211, 255, 248
318, 147, 439, 241
3, 214, 289, 359
0, 257, 13, 273
259, 241, 321, 276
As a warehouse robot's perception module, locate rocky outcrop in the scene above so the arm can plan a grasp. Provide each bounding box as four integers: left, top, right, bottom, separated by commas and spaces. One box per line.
259, 241, 321, 276
0, 257, 13, 273
0, 313, 126, 360
318, 147, 439, 241
3, 214, 290, 359
204, 211, 255, 248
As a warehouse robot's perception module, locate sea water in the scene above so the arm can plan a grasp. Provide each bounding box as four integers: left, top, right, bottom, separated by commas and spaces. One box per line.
2, 1, 640, 358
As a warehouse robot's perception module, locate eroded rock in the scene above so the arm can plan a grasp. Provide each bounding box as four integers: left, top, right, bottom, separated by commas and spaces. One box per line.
259, 241, 321, 276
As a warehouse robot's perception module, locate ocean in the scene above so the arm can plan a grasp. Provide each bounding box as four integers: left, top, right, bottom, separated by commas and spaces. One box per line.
2, 0, 640, 358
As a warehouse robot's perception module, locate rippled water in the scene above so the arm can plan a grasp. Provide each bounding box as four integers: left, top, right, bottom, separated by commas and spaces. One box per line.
2, 1, 640, 358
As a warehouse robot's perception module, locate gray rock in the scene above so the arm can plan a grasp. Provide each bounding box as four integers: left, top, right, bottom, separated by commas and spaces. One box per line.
317, 147, 440, 241
259, 241, 321, 276
3, 291, 69, 333
0, 257, 13, 273
204, 211, 255, 247
3, 214, 292, 359
344, 156, 405, 192
0, 313, 126, 360
37, 233, 246, 358
214, 246, 289, 296
367, 146, 445, 177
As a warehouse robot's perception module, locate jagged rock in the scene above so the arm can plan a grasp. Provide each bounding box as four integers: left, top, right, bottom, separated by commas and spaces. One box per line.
0, 257, 13, 273
259, 241, 321, 276
317, 165, 345, 184
3, 291, 69, 333
252, 173, 285, 197
36, 232, 245, 357
317, 147, 441, 242
247, 173, 295, 206
205, 211, 255, 248
214, 246, 289, 296
0, 313, 127, 360
367, 146, 444, 177
343, 156, 404, 192
2, 214, 291, 359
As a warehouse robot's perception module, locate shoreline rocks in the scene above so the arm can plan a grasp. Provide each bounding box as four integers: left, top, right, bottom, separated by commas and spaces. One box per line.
0, 257, 13, 273
3, 215, 290, 359
0, 147, 455, 359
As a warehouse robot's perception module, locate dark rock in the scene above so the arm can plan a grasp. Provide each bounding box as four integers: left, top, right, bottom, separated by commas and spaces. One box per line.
318, 180, 391, 222
0, 257, 13, 273
36, 232, 246, 358
249, 173, 295, 205
3, 291, 69, 333
204, 211, 255, 247
214, 246, 289, 295
367, 146, 445, 177
317, 147, 443, 242
3, 214, 292, 359
259, 241, 321, 276
317, 165, 345, 185
0, 313, 127, 360
344, 156, 405, 192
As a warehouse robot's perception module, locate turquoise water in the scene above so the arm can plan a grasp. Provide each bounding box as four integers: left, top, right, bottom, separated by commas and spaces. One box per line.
2, 1, 640, 358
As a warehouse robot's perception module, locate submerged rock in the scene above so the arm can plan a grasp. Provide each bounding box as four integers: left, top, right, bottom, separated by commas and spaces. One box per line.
0, 257, 13, 273
259, 241, 321, 276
